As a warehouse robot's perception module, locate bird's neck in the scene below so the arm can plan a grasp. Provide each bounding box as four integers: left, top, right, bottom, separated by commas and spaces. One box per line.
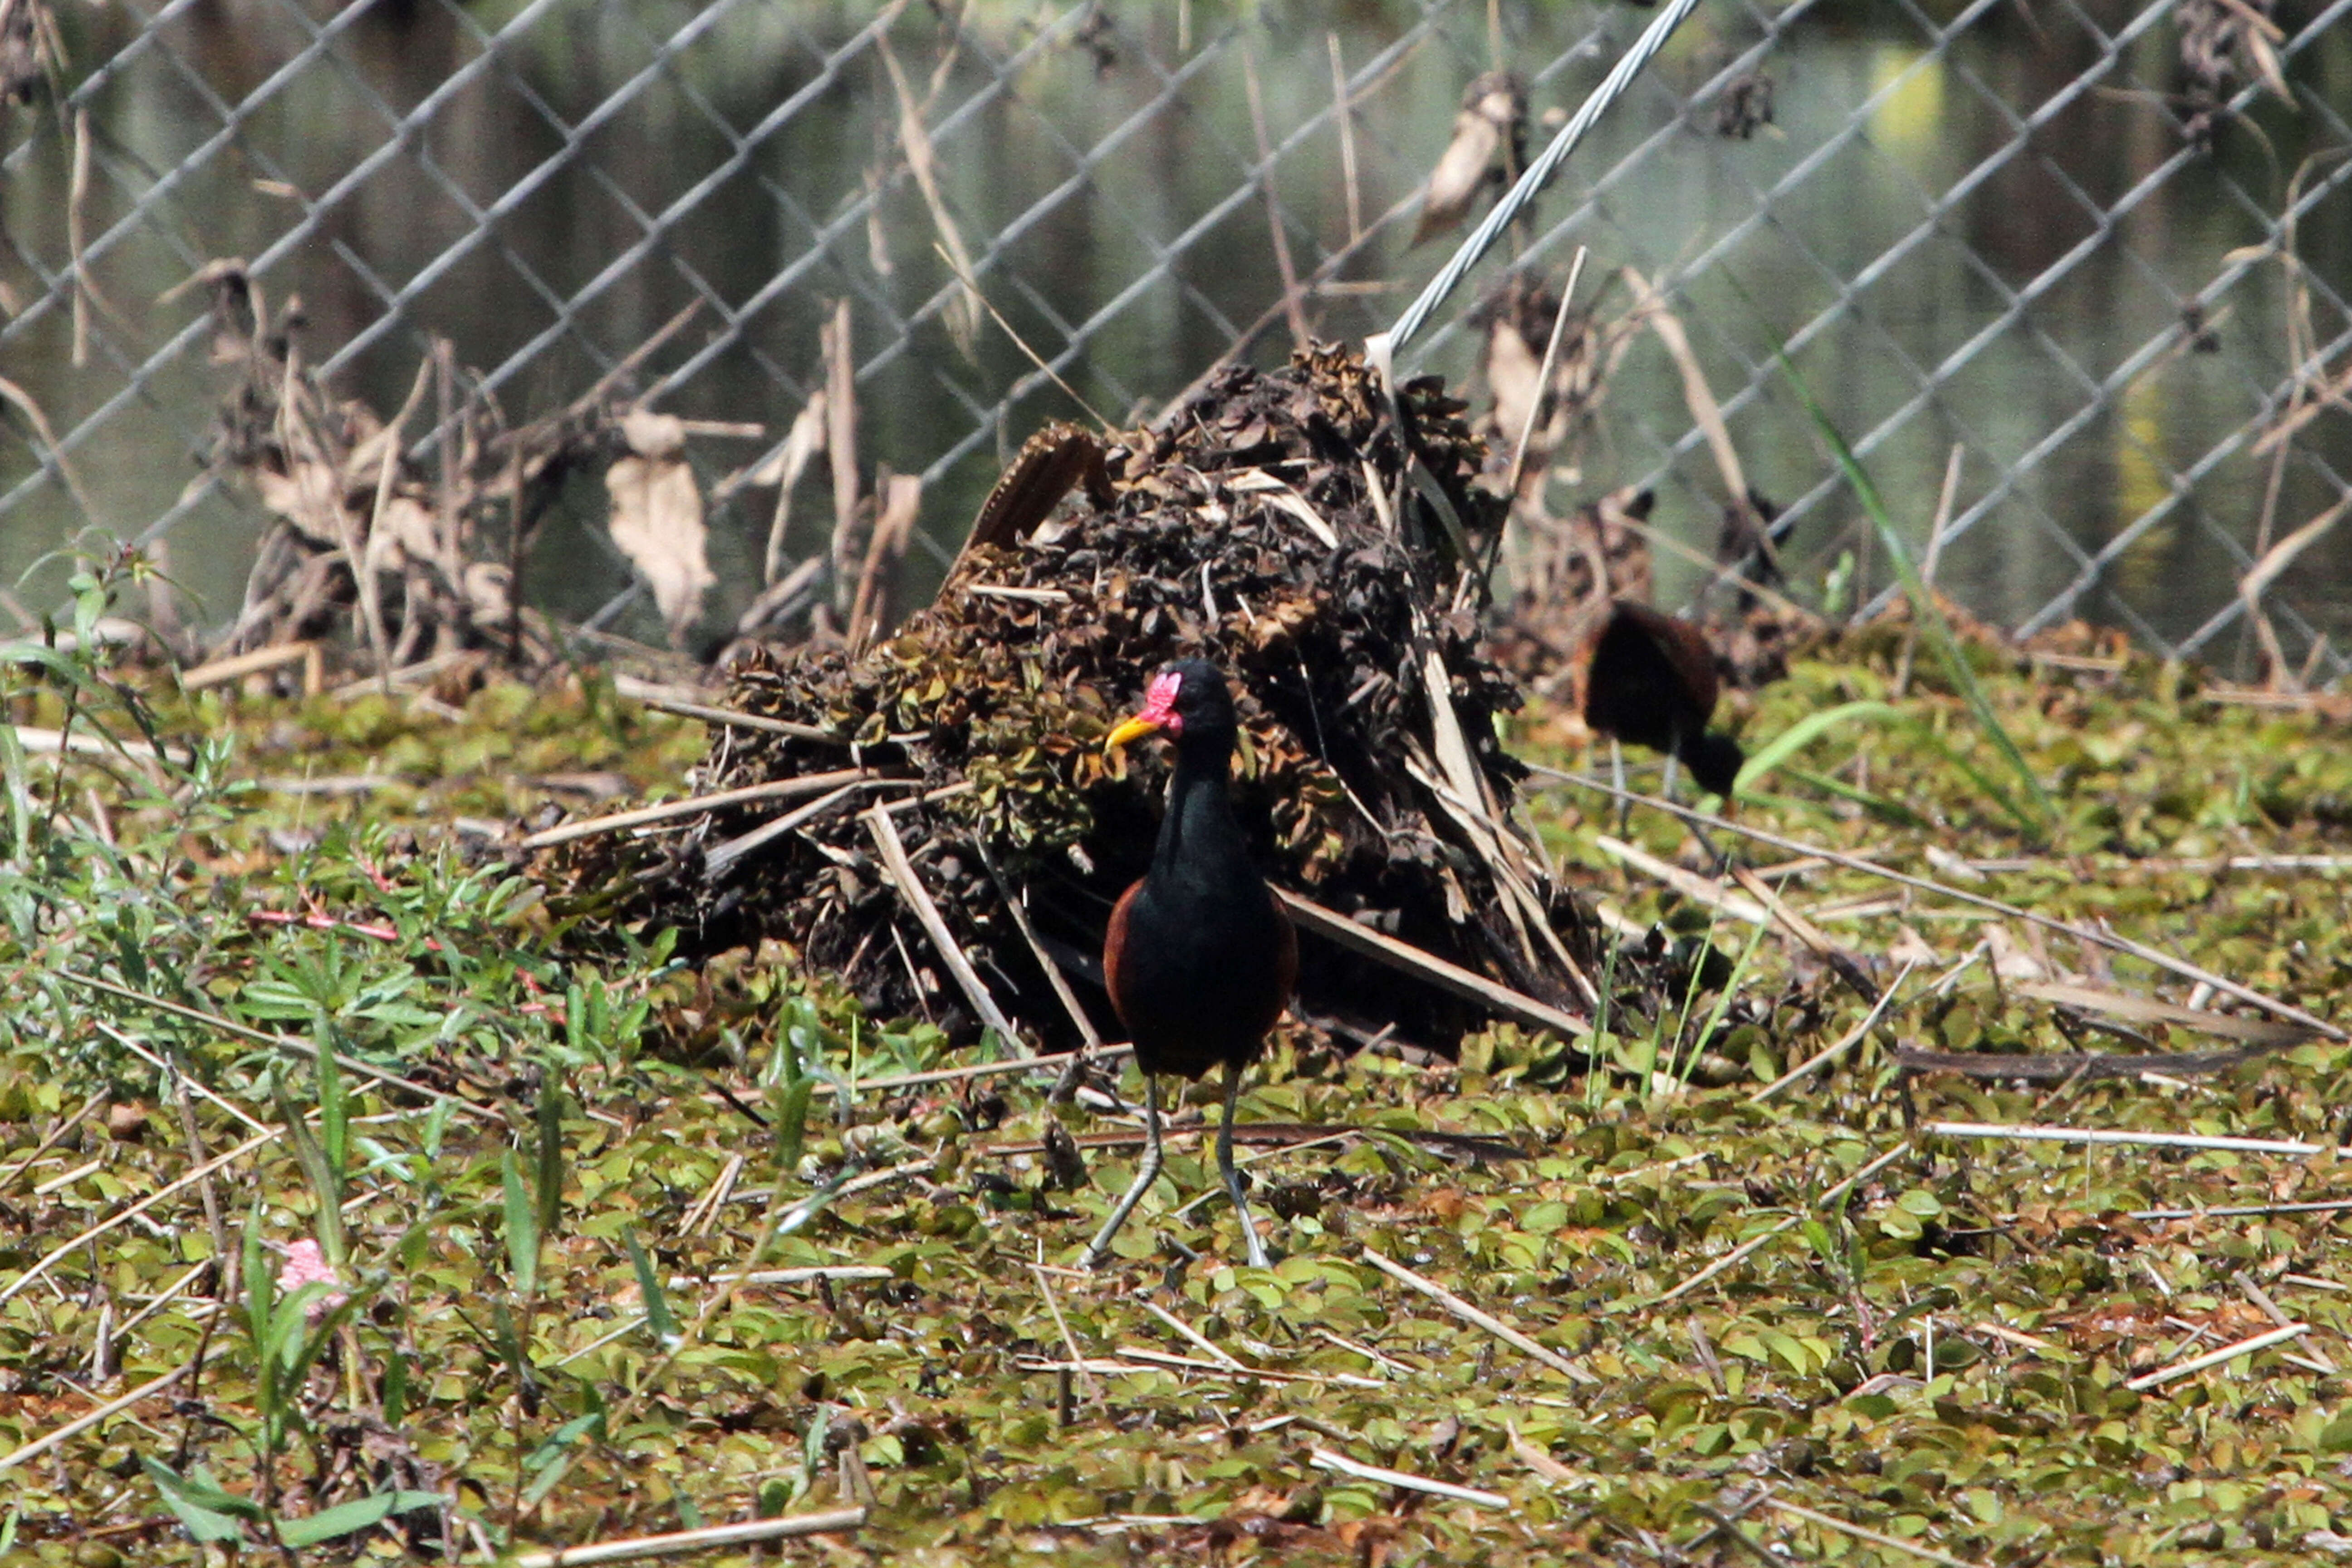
1153, 734, 1254, 892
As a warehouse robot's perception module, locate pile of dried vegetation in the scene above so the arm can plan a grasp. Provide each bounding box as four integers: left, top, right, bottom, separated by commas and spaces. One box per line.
542, 342, 1600, 1058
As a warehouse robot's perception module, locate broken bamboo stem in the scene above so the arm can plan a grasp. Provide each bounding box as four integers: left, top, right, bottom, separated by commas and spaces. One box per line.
520, 770, 882, 852
1275, 889, 1588, 1039
862, 807, 1024, 1049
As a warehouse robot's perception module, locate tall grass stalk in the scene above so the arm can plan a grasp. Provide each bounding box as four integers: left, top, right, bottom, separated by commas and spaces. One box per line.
1677, 910, 1770, 1089
1740, 698, 2034, 833
1744, 306, 2058, 840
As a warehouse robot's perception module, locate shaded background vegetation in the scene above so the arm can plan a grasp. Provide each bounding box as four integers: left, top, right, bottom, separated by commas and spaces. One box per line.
0, 0, 2346, 663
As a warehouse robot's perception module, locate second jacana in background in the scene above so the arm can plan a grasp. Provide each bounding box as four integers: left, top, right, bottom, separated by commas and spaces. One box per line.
1583, 600, 1745, 800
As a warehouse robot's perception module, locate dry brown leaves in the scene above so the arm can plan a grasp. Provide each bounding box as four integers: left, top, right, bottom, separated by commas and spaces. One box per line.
199, 265, 749, 679
1411, 72, 1527, 248
606, 410, 715, 650
2179, 0, 2286, 149
0, 0, 61, 103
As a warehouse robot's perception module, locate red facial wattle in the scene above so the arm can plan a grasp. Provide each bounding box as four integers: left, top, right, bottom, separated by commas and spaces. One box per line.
1136, 670, 1185, 735
1106, 670, 1187, 753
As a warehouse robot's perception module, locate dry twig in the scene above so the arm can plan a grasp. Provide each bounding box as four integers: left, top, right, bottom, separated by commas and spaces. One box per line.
862, 807, 1024, 1046
1535, 764, 2345, 1042
1767, 1499, 1987, 1568
0, 1365, 189, 1474
519, 771, 883, 852
1750, 960, 1916, 1103
1360, 1245, 1597, 1385
1278, 891, 1587, 1040
504, 1510, 867, 1567
2125, 1322, 2310, 1391
1308, 1447, 1510, 1510
1925, 1122, 2328, 1156
0, 1129, 280, 1311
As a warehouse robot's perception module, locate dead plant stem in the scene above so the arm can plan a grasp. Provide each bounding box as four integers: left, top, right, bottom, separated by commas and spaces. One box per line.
1531, 765, 2343, 1041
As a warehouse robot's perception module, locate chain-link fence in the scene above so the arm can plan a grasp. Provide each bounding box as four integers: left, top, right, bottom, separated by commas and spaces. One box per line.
1, 0, 2347, 674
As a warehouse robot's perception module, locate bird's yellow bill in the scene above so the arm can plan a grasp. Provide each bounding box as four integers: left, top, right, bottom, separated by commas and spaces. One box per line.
1104, 715, 1165, 753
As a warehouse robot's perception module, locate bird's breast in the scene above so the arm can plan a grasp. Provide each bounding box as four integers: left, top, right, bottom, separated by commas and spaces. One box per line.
1104, 872, 1295, 1081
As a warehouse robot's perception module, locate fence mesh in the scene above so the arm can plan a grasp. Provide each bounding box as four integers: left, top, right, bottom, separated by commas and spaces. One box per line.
1, 0, 2347, 675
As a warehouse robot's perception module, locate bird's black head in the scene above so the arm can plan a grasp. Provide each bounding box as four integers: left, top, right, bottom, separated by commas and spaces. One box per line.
1106, 658, 1238, 759
1686, 730, 1745, 800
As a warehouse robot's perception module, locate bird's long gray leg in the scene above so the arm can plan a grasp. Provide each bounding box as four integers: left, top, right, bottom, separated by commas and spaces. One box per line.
1664, 730, 1728, 868
1610, 739, 1628, 835
1083, 1073, 1162, 1269
1218, 1061, 1269, 1270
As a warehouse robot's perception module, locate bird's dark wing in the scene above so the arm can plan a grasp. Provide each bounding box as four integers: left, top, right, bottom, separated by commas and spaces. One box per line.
1263, 892, 1299, 1037
1102, 878, 1144, 1034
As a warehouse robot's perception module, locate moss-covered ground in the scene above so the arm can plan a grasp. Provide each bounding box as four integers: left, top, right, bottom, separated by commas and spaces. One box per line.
5, 630, 2352, 1565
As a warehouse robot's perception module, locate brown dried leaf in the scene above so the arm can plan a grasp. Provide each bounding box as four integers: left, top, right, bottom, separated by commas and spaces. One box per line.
1887, 925, 1941, 970
0, 0, 59, 105
878, 34, 982, 358
367, 495, 441, 574
754, 390, 829, 585
620, 407, 688, 462
1482, 315, 1543, 464
606, 426, 712, 650
1411, 73, 1524, 246
956, 423, 1111, 567
462, 561, 516, 623
1984, 924, 2048, 983
253, 461, 350, 547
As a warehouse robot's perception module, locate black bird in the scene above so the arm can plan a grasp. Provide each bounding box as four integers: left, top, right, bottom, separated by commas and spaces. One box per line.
1583, 600, 1744, 799
1083, 659, 1296, 1270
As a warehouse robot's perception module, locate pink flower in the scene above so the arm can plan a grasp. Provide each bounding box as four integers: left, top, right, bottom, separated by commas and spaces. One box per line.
275, 1239, 348, 1321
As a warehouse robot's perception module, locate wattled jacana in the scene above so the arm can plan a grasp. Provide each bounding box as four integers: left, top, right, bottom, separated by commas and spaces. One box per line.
1083, 659, 1296, 1271
1584, 600, 1744, 800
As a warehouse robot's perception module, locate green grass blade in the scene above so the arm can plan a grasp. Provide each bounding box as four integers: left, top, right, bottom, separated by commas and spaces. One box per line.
315, 1036, 348, 1244
1737, 700, 1903, 786
0, 721, 30, 862
1679, 912, 1770, 1088
534, 1074, 566, 1242
1764, 770, 1929, 828
623, 1228, 681, 1349
139, 1458, 254, 1544
519, 1411, 603, 1513
770, 1076, 815, 1178
271, 1079, 347, 1266
275, 1490, 399, 1548
1766, 353, 2058, 839
1741, 698, 2031, 833
501, 1149, 539, 1298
